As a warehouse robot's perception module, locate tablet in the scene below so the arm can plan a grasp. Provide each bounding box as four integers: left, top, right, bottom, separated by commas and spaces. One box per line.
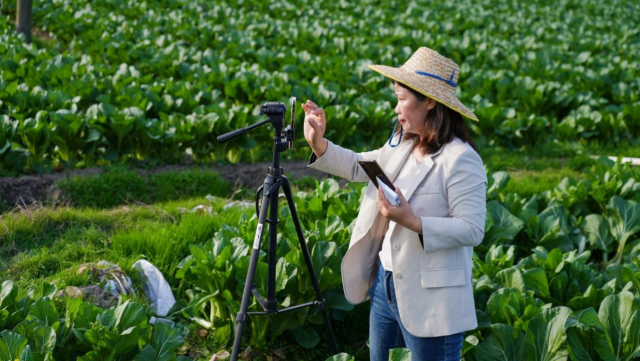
357, 160, 395, 190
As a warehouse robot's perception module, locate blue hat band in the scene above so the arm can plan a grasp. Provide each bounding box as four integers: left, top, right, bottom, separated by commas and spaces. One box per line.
415, 69, 458, 88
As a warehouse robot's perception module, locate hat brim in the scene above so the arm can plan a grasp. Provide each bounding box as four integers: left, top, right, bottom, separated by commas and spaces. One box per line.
368, 64, 479, 122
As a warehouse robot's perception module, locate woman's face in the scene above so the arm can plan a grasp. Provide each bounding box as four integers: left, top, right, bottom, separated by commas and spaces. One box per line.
393, 83, 436, 140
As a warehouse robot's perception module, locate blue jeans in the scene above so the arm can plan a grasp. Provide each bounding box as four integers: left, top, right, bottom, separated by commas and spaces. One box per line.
369, 260, 464, 361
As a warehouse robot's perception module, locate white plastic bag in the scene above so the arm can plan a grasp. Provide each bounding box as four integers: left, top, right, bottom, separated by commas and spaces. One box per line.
132, 259, 176, 316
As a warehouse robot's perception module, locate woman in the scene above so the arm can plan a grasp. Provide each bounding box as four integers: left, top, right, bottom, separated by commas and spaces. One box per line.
302, 47, 487, 361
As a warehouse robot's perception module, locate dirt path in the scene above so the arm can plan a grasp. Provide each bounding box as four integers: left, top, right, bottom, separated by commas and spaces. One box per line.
0, 161, 347, 207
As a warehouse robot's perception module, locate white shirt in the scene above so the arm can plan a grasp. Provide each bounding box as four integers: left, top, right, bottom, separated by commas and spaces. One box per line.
379, 152, 429, 271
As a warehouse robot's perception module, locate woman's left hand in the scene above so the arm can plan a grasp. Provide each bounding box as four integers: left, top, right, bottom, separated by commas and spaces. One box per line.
376, 186, 421, 233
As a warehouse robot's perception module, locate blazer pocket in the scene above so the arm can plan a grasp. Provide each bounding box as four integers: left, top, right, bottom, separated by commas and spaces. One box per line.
414, 186, 441, 195
421, 267, 466, 288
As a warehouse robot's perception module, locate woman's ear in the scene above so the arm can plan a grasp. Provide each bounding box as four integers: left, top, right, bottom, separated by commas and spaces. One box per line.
426, 97, 437, 111
420, 97, 437, 115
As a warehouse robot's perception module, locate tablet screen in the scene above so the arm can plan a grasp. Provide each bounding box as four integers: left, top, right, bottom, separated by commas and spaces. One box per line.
358, 160, 395, 189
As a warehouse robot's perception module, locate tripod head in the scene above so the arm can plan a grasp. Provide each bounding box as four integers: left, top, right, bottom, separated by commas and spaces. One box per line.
217, 97, 297, 153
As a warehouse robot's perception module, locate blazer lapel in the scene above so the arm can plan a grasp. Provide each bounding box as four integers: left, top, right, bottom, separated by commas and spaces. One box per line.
379, 138, 415, 183
396, 143, 446, 201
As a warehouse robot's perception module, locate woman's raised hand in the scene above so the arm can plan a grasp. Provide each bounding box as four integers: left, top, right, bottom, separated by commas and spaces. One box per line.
302, 100, 326, 149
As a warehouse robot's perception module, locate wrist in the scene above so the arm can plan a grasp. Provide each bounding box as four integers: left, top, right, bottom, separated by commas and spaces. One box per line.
312, 138, 328, 156
411, 215, 423, 234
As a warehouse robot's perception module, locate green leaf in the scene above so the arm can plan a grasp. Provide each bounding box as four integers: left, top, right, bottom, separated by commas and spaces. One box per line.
31, 325, 56, 355
607, 196, 640, 263
181, 293, 215, 329
133, 344, 158, 361
487, 171, 511, 198
14, 319, 38, 341
476, 309, 492, 329
319, 266, 343, 290
133, 322, 183, 361
495, 267, 526, 292
523, 268, 550, 297
212, 320, 232, 348
6, 81, 18, 96
28, 298, 60, 328
229, 237, 250, 263
19, 113, 52, 173
311, 241, 337, 277
323, 291, 353, 312
318, 178, 341, 201
20, 344, 34, 361
0, 310, 8, 329
188, 244, 208, 263
462, 335, 480, 354
42, 284, 57, 299
487, 288, 523, 325
0, 330, 28, 360
388, 347, 412, 361
114, 301, 148, 334
549, 272, 569, 304
249, 315, 269, 348
307, 197, 324, 217
484, 202, 525, 245
464, 324, 525, 361
275, 258, 296, 292
524, 306, 571, 361
527, 205, 573, 252
324, 353, 354, 361
565, 307, 615, 361
292, 324, 320, 349
322, 215, 343, 237
0, 281, 17, 310
576, 51, 591, 64
567, 284, 599, 310
66, 299, 101, 330
545, 248, 564, 274
581, 214, 614, 262
598, 291, 640, 360
151, 322, 183, 360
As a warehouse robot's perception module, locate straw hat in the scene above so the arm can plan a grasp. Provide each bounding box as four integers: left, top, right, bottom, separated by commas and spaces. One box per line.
368, 47, 478, 121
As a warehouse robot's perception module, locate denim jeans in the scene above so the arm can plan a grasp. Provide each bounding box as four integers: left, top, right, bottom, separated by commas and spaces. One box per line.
369, 259, 464, 361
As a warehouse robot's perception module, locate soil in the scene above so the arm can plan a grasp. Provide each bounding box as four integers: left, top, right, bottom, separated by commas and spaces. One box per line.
0, 160, 349, 208
212, 160, 347, 190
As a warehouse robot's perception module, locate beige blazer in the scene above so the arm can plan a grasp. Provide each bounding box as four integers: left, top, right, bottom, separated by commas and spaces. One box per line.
306, 135, 487, 337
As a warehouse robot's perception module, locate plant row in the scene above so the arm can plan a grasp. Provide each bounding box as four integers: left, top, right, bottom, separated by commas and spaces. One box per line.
1, 0, 639, 173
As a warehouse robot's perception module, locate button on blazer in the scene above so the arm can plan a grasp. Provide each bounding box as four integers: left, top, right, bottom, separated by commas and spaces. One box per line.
306, 135, 488, 337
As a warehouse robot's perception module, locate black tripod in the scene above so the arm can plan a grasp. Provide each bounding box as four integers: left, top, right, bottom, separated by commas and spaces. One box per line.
217, 99, 339, 361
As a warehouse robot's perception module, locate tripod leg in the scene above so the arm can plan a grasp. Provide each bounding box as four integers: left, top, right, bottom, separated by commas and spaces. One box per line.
266, 180, 279, 313
280, 177, 339, 355
230, 176, 278, 361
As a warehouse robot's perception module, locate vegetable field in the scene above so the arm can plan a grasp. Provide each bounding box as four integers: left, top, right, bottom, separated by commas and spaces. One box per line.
1, 0, 639, 360
1, 0, 639, 173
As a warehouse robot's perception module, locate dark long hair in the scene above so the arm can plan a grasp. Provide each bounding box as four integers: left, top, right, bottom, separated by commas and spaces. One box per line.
392, 80, 477, 155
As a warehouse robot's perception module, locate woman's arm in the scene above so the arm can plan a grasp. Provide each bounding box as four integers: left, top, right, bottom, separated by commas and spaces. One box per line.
419, 148, 488, 253
307, 138, 382, 182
